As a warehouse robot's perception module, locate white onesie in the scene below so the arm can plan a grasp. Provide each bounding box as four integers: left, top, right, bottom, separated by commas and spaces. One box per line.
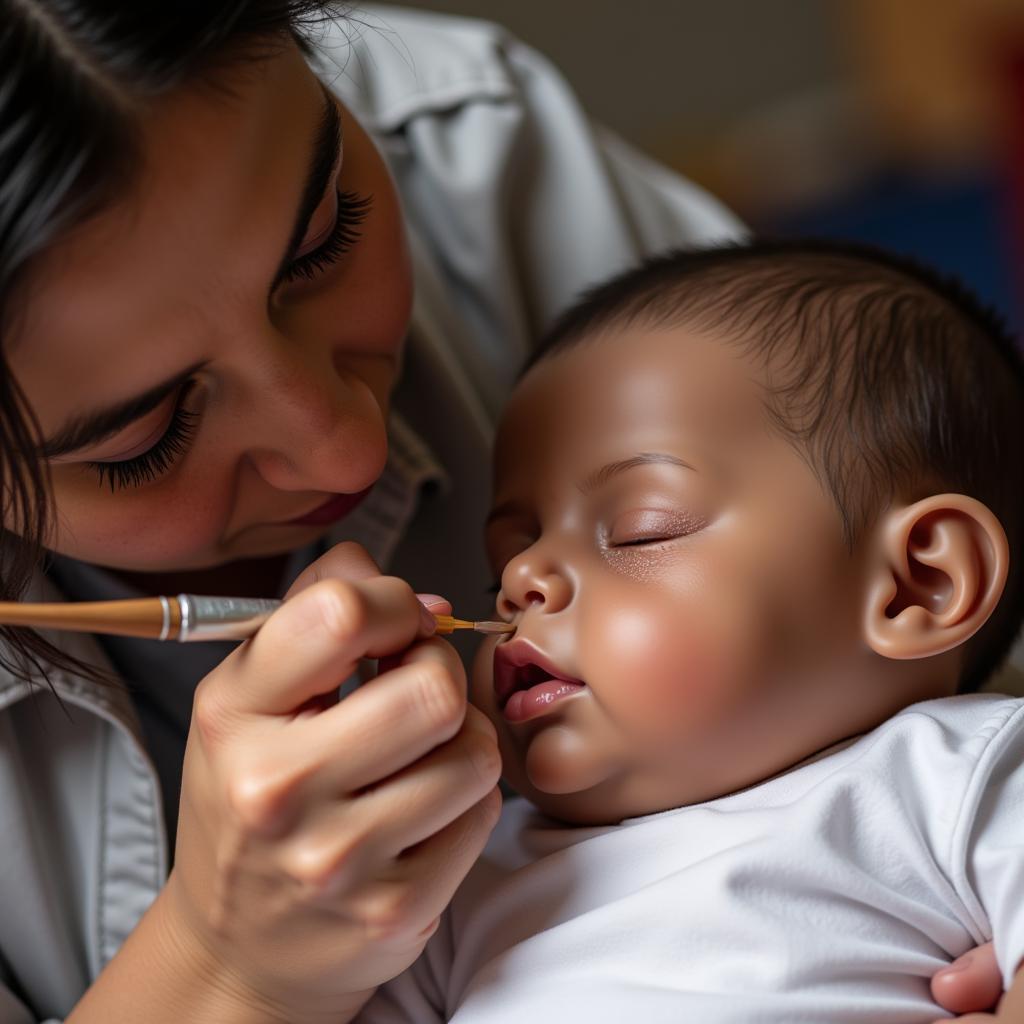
357, 694, 1024, 1023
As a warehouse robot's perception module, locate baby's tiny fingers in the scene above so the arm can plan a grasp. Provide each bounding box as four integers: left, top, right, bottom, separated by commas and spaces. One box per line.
932, 943, 1002, 1015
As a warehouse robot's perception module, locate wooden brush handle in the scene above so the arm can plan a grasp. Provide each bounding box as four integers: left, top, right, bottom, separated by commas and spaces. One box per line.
0, 597, 176, 639
0, 598, 512, 642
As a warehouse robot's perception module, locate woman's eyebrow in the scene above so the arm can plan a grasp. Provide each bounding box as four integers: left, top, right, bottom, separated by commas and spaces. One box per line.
271, 84, 342, 289
38, 93, 342, 461
38, 361, 207, 459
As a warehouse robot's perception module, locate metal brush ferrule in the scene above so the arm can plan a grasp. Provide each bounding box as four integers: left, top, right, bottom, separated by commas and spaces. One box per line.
176, 595, 282, 642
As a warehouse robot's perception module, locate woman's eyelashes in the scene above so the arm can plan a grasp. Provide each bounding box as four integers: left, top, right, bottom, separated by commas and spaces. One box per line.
87, 401, 199, 492
283, 190, 373, 284
80, 191, 374, 493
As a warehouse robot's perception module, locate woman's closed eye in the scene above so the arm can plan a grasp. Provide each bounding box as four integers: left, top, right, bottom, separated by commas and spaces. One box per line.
74, 186, 373, 491
84, 384, 200, 492
282, 189, 373, 285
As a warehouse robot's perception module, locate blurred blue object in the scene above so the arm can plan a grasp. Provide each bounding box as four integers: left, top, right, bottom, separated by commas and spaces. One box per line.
762, 169, 1021, 340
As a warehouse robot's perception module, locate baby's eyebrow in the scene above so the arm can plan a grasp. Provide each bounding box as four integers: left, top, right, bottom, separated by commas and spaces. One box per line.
578, 452, 695, 495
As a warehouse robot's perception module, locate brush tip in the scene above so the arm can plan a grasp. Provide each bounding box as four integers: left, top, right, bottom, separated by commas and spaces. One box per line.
475, 620, 516, 635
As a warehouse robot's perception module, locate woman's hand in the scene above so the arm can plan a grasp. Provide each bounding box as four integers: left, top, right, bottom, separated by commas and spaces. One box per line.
159, 542, 503, 1023
932, 942, 1004, 1021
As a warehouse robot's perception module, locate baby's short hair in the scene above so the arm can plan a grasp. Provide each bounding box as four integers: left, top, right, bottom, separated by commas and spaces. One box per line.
527, 240, 1024, 692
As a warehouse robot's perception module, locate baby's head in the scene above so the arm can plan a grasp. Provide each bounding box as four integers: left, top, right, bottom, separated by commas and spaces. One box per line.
472, 240, 1024, 825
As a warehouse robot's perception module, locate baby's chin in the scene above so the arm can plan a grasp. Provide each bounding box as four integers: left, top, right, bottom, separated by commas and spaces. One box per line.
500, 728, 645, 826
502, 732, 743, 825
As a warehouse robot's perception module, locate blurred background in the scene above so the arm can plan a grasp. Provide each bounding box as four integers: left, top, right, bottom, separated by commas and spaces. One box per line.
377, 0, 1022, 335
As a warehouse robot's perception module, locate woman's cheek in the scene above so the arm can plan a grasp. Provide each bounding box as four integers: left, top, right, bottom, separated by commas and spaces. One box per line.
48, 469, 227, 568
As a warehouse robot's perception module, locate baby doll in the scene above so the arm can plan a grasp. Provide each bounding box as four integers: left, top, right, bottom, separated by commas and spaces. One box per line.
357, 241, 1024, 1023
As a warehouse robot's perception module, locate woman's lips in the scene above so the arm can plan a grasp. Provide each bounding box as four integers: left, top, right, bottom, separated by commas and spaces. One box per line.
492, 639, 586, 723
286, 487, 372, 526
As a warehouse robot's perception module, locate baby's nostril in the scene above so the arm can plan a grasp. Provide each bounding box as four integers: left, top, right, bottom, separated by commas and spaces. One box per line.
524, 590, 544, 606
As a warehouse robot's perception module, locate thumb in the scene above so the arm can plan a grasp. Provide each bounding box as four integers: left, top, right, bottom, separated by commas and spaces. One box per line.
931, 943, 1002, 1015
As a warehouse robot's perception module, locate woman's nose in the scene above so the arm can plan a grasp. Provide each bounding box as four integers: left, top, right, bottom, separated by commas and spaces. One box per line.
241, 350, 386, 493
498, 546, 573, 617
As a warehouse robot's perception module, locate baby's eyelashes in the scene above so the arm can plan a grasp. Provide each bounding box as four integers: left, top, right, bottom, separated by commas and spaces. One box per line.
605, 508, 707, 547
610, 535, 674, 547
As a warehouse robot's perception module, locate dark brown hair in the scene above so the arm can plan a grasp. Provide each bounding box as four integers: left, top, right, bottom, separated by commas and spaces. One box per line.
528, 240, 1024, 692
0, 0, 341, 684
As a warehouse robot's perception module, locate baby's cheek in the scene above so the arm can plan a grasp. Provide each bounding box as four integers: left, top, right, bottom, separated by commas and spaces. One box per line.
591, 604, 735, 741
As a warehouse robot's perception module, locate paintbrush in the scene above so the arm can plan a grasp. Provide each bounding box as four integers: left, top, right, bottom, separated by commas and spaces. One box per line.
0, 595, 515, 642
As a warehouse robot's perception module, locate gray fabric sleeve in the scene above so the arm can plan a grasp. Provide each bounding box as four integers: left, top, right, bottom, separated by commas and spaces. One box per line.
380, 17, 747, 420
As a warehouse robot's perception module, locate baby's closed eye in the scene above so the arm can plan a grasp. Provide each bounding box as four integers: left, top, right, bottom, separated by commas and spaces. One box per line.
605, 508, 707, 547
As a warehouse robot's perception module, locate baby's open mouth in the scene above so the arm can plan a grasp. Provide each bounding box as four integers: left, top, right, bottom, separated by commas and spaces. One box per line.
492, 640, 586, 722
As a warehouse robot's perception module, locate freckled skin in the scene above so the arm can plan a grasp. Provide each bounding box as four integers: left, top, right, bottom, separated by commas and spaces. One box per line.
473, 327, 962, 826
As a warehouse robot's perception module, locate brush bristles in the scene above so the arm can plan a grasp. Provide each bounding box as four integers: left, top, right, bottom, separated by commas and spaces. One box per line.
473, 621, 516, 635
432, 615, 515, 636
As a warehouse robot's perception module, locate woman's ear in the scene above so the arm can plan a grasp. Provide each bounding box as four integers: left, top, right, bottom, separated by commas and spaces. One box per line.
863, 494, 1008, 660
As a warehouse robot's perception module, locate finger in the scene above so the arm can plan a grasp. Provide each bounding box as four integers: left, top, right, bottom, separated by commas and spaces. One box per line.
290, 637, 473, 792
379, 594, 452, 676
283, 542, 439, 642
215, 576, 429, 716
932, 944, 1003, 1015
280, 721, 500, 895
284, 541, 382, 598
355, 706, 501, 855
415, 593, 452, 615
349, 787, 503, 933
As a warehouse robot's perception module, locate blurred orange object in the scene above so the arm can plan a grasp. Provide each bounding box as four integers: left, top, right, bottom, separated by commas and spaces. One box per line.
846, 0, 1007, 168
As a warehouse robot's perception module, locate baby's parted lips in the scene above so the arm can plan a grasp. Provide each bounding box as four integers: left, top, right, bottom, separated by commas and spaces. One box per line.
492, 639, 584, 709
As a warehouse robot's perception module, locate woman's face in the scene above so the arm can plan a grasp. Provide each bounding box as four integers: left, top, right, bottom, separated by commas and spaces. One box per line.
6, 41, 412, 573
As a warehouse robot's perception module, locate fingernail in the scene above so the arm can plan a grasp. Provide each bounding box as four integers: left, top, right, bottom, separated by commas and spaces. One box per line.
416, 593, 448, 610
936, 954, 972, 976
417, 603, 437, 634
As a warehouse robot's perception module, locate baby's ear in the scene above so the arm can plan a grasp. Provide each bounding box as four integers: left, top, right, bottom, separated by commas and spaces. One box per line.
863, 494, 1008, 660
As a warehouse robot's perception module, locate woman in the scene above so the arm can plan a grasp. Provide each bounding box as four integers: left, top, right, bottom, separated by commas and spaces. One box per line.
0, 2, 998, 1021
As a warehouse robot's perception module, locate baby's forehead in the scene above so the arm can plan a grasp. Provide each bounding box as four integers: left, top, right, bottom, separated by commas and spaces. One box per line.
510, 319, 771, 407
494, 322, 778, 478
